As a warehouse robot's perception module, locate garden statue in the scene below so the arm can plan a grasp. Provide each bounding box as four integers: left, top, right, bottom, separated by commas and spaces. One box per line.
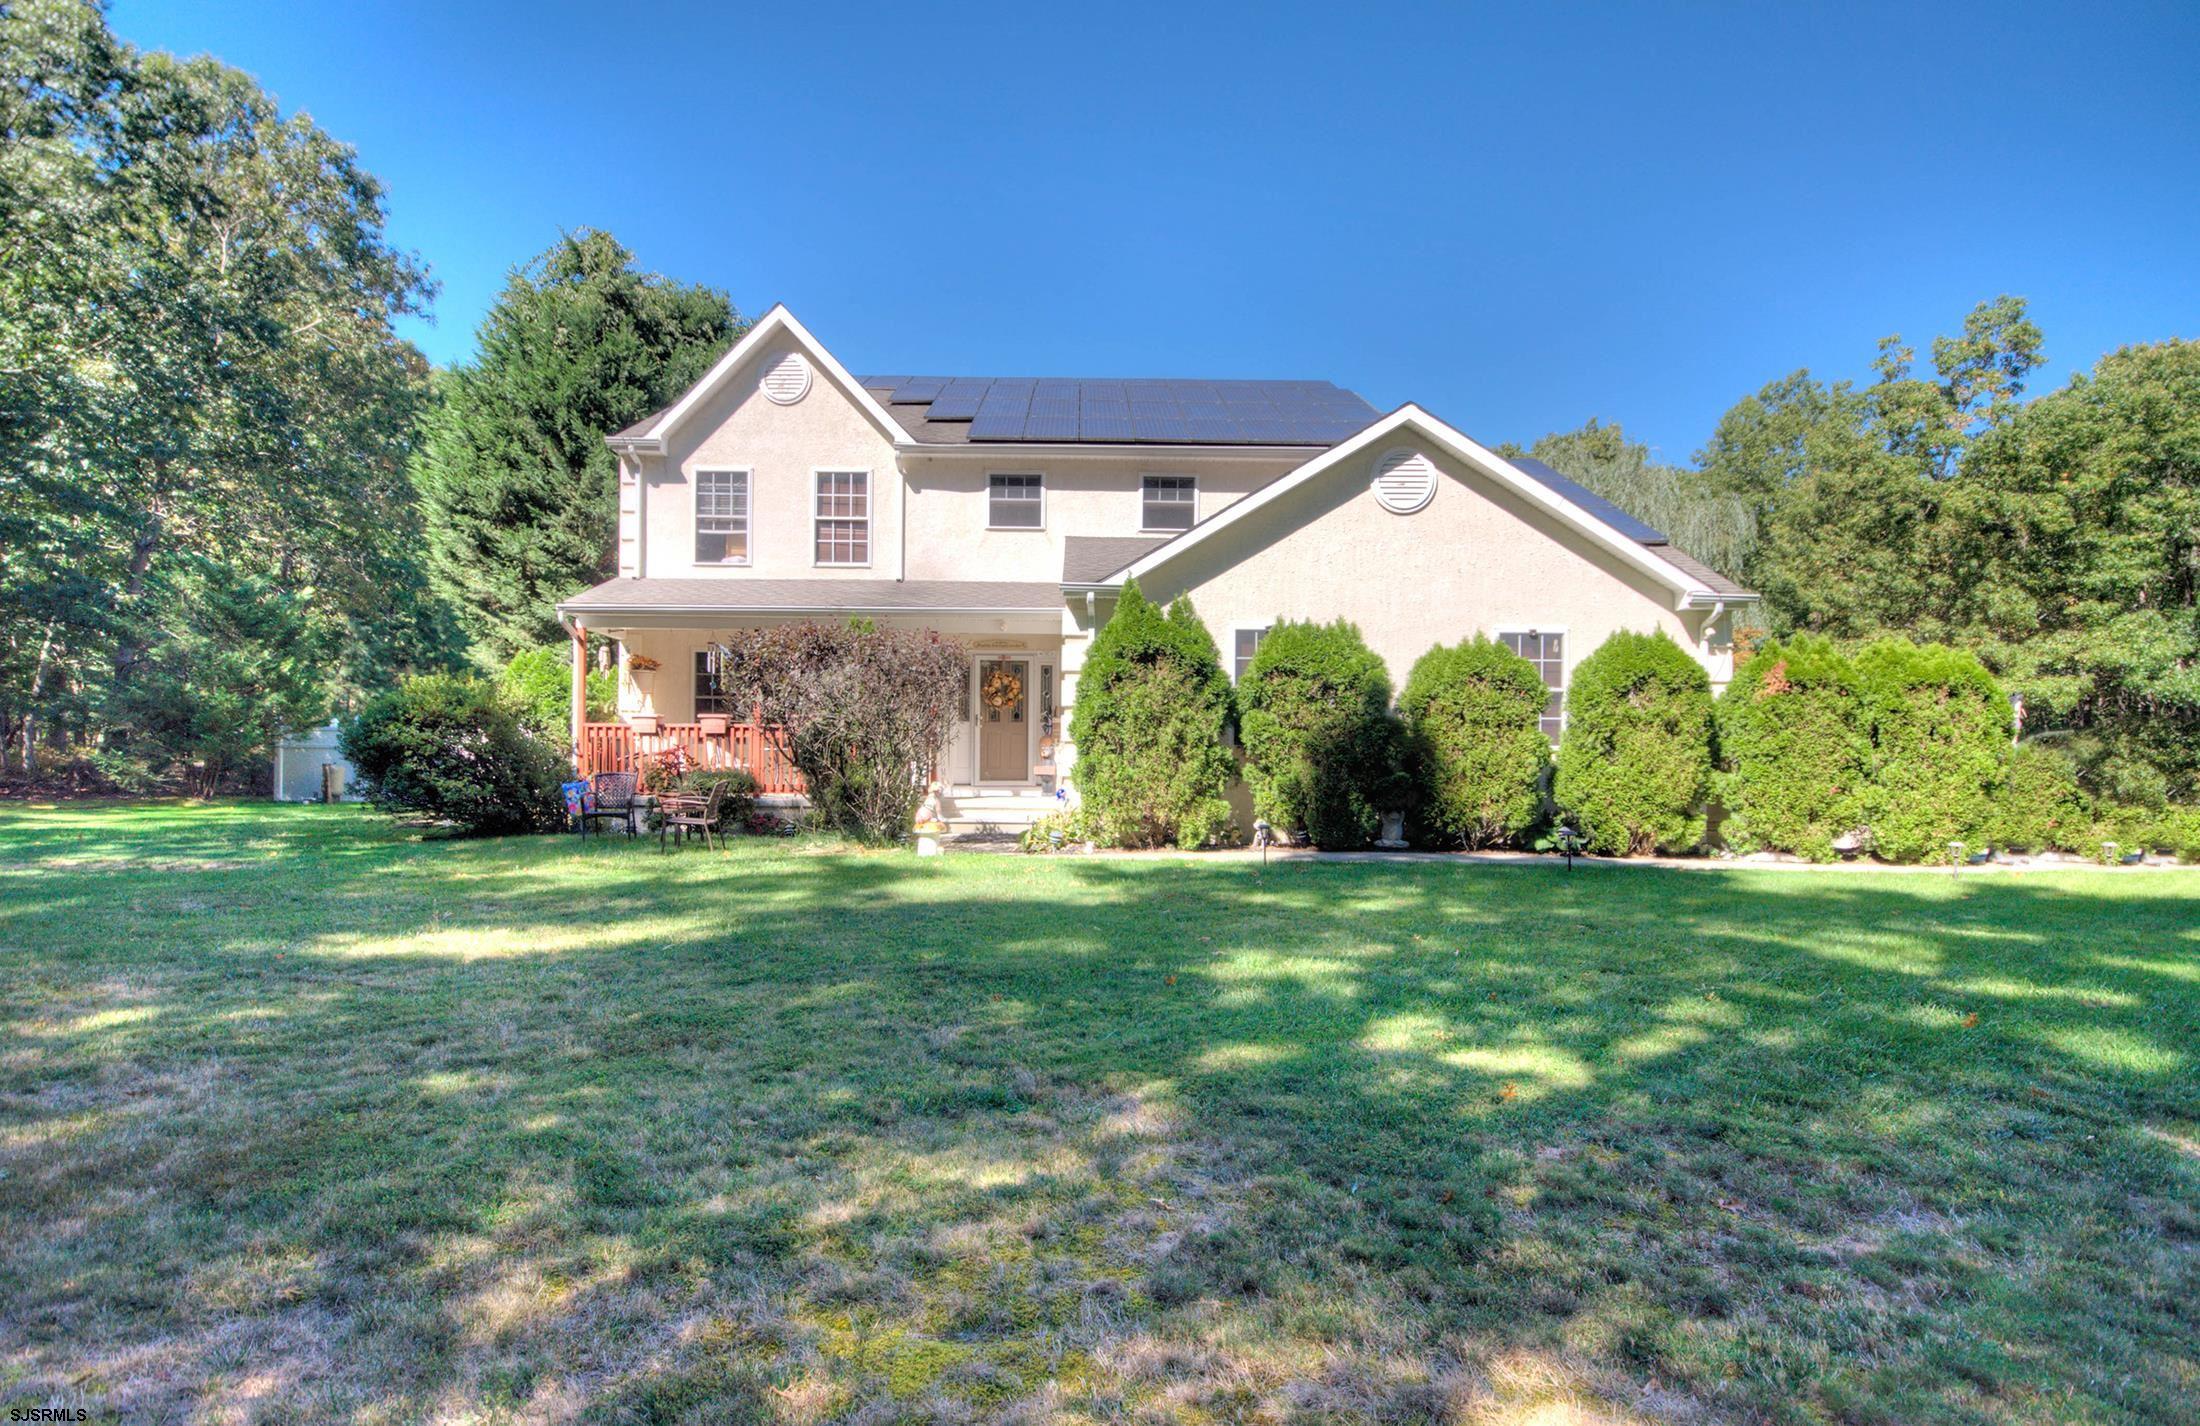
913, 781, 947, 856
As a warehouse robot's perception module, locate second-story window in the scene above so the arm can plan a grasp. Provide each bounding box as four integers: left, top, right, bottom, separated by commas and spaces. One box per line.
695, 469, 749, 564
1142, 474, 1196, 531
814, 470, 870, 565
988, 473, 1044, 529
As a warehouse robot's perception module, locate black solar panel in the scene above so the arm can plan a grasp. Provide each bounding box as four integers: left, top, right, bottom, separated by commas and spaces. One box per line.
1021, 413, 1079, 441
889, 377, 947, 403
1078, 412, 1135, 440
1508, 457, 1669, 543
924, 393, 983, 421
863, 372, 1376, 443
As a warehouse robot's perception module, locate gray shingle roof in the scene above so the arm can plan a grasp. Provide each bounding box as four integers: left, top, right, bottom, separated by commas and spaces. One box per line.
1644, 547, 1754, 598
558, 578, 1063, 614
1062, 536, 1169, 584
859, 376, 1378, 447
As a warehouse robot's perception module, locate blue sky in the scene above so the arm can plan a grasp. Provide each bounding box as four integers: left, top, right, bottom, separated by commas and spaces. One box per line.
112, 0, 2200, 461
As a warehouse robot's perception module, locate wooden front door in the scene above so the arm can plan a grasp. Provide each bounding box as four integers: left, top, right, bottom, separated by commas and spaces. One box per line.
977, 658, 1030, 783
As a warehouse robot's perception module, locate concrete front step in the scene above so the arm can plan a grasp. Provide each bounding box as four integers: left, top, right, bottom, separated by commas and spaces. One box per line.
942, 788, 1059, 832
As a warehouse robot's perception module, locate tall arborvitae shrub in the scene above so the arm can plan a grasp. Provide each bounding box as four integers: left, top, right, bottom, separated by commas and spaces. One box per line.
1400, 636, 1550, 849
1238, 618, 1405, 849
1069, 581, 1236, 848
1996, 741, 2090, 853
1855, 638, 2010, 863
1554, 630, 1714, 855
1715, 634, 1868, 860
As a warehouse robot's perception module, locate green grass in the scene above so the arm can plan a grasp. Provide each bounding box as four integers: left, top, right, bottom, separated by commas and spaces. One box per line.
1, 801, 2195, 1425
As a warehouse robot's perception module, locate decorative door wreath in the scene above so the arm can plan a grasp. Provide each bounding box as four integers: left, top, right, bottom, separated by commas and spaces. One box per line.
980, 666, 1024, 710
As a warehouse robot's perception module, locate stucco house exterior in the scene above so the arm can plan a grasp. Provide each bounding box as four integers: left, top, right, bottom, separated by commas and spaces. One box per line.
556, 306, 1756, 829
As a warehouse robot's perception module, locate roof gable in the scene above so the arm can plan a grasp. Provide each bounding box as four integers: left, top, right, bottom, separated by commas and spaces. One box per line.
1103, 405, 1754, 608
606, 305, 908, 453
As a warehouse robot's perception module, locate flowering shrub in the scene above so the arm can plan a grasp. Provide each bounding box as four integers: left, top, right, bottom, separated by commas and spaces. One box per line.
712, 621, 966, 842
340, 675, 566, 835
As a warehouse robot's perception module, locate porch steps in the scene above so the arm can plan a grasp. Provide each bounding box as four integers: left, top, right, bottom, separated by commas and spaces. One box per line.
942, 787, 1060, 834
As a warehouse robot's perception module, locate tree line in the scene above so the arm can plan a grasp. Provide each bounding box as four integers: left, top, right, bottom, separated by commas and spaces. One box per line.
4, 0, 2192, 812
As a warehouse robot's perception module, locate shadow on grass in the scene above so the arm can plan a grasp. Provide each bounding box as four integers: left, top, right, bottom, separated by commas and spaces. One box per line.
1, 805, 2196, 1423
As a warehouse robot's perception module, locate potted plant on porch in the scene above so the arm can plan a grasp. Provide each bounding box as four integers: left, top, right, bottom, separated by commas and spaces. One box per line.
697, 711, 732, 737
625, 654, 662, 733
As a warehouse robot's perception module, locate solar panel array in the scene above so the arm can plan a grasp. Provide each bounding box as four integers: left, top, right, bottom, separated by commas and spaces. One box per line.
1506, 456, 1671, 544
862, 375, 1379, 445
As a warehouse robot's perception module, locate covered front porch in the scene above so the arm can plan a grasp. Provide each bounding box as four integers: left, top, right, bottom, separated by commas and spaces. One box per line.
559, 581, 1078, 828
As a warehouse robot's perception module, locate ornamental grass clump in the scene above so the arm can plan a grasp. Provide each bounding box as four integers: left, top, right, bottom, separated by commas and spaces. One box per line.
1238, 618, 1407, 849
1854, 637, 2010, 864
1554, 630, 1714, 856
712, 621, 966, 842
1714, 634, 1867, 860
1400, 636, 1550, 849
1068, 580, 1235, 848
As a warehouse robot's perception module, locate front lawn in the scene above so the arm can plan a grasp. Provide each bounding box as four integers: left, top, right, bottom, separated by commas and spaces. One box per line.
1, 802, 2195, 1424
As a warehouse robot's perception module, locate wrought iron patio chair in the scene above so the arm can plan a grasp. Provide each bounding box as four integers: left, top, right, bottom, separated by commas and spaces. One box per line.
578, 771, 638, 839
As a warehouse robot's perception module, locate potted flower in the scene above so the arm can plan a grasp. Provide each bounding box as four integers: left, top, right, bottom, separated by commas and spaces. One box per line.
625, 653, 662, 734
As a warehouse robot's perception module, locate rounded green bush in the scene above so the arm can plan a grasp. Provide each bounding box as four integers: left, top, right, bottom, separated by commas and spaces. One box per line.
1400, 636, 1549, 849
1554, 631, 1714, 856
1715, 634, 1867, 860
1996, 742, 2090, 853
1068, 580, 1236, 848
341, 674, 568, 835
1239, 619, 1405, 849
1854, 638, 2010, 863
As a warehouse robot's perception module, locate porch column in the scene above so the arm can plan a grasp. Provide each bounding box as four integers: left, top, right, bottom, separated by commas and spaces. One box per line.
569, 623, 588, 764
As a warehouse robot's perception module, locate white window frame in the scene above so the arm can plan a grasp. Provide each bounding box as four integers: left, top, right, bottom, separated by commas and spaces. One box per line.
693, 467, 751, 566
812, 468, 872, 568
1495, 626, 1568, 740
987, 472, 1046, 531
1230, 624, 1270, 684
1140, 473, 1198, 533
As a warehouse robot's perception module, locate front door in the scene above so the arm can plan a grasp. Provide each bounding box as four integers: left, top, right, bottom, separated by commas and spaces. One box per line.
977, 657, 1030, 783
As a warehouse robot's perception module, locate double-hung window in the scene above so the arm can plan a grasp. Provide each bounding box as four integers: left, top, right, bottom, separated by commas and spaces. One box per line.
1232, 627, 1269, 683
694, 650, 733, 716
1141, 475, 1196, 532
695, 469, 749, 564
1500, 630, 1566, 739
814, 470, 870, 566
988, 473, 1044, 529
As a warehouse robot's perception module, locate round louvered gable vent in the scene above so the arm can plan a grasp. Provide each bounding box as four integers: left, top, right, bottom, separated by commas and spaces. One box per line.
761, 351, 811, 405
1370, 448, 1437, 514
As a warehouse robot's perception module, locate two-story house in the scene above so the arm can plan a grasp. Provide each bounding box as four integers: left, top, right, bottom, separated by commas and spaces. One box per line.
557, 306, 1755, 829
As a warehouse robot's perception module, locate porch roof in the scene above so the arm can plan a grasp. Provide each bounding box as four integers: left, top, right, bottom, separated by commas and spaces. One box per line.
557, 577, 1065, 617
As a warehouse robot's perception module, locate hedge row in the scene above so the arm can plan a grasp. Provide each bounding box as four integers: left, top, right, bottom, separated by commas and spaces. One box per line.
1074, 596, 2186, 861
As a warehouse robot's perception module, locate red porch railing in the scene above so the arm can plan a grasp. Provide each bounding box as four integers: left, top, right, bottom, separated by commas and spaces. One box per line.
577, 721, 805, 795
